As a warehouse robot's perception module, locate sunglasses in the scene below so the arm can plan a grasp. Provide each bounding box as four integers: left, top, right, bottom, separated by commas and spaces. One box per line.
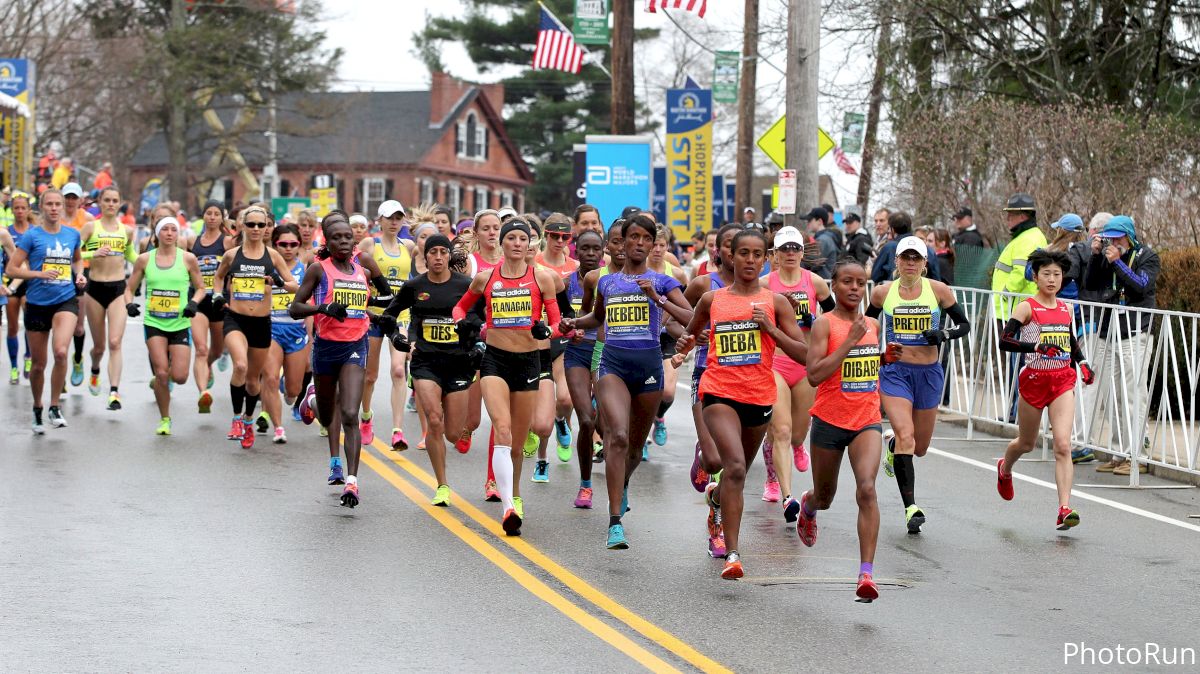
275, 241, 300, 249
244, 220, 268, 229
547, 232, 571, 242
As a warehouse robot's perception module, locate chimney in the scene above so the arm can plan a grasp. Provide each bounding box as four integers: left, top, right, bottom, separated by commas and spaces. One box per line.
479, 82, 506, 113
429, 72, 472, 126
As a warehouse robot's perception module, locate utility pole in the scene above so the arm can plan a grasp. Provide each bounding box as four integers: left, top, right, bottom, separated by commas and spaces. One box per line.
611, 0, 635, 134
166, 0, 188, 207
785, 0, 819, 212
734, 0, 758, 219
856, 13, 891, 214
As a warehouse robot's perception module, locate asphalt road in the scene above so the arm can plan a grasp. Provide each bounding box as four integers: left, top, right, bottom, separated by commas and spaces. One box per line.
3, 339, 1200, 673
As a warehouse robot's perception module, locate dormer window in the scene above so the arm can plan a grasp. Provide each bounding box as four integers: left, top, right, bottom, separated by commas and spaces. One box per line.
456, 111, 488, 161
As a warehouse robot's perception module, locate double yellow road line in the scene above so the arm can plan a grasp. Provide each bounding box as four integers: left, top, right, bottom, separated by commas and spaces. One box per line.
361, 438, 730, 674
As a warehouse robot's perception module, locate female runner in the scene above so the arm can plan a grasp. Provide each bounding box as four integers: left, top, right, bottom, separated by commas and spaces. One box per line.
760, 226, 833, 518
292, 211, 393, 508
452, 217, 560, 535
526, 218, 571, 484
798, 258, 902, 601
191, 200, 235, 413
535, 213, 580, 463
647, 224, 689, 458
457, 209, 503, 467
867, 236, 970, 533
561, 229, 604, 507
6, 192, 34, 383
125, 217, 205, 435
211, 205, 297, 449
676, 229, 809, 579
260, 224, 311, 443
78, 186, 137, 409
577, 224, 627, 466
997, 249, 1095, 529
560, 214, 692, 550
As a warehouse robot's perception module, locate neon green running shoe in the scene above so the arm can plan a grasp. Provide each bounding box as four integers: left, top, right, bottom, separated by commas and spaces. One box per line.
556, 439, 572, 463
882, 429, 896, 478
9, 367, 17, 385
431, 484, 451, 507
513, 496, 524, 519
319, 425, 329, 438
155, 417, 172, 436
905, 504, 926, 533
523, 430, 539, 458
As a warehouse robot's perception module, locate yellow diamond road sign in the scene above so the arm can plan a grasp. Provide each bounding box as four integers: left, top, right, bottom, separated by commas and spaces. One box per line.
756, 116, 835, 170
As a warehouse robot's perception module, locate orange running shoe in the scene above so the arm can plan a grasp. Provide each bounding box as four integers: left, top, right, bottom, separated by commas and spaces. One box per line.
856, 573, 879, 601
720, 551, 743, 580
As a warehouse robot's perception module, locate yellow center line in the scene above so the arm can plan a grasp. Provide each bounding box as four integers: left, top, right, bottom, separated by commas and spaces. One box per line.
368, 439, 732, 674
358, 450, 680, 673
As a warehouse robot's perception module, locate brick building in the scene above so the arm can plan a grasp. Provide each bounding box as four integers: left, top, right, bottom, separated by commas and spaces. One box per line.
128, 73, 533, 217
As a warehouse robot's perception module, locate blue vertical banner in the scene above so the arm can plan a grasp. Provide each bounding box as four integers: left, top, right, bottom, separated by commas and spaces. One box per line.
585, 135, 653, 231
652, 167, 666, 225
725, 179, 735, 222
665, 88, 713, 243
712, 175, 725, 228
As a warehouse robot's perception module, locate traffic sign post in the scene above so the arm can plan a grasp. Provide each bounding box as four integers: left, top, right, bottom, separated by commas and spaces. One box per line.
776, 169, 797, 215
756, 115, 835, 170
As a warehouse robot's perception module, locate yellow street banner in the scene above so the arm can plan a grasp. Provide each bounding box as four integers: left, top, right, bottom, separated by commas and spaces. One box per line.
0, 59, 35, 192
666, 89, 713, 241
756, 115, 834, 170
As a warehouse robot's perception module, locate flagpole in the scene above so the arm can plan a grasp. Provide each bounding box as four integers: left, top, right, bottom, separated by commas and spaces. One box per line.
539, 1, 612, 79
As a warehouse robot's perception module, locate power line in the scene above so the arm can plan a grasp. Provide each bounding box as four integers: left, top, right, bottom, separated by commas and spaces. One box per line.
659, 8, 786, 77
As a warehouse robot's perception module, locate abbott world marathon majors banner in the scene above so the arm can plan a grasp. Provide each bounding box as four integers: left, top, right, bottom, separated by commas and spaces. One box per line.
584, 136, 653, 231
666, 88, 713, 242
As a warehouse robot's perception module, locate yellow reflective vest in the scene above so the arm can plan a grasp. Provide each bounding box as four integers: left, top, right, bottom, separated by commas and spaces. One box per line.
991, 222, 1047, 320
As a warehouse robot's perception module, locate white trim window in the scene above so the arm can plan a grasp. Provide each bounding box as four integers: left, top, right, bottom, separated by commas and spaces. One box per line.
475, 185, 489, 211
363, 177, 386, 218
457, 111, 488, 161
499, 190, 514, 209
420, 178, 434, 204
448, 183, 462, 216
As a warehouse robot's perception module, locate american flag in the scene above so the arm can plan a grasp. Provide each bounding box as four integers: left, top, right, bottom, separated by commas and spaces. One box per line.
645, 0, 708, 19
833, 147, 858, 176
534, 4, 585, 74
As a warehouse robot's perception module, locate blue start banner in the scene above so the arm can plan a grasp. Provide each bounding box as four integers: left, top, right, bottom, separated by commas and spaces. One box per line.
585, 135, 653, 231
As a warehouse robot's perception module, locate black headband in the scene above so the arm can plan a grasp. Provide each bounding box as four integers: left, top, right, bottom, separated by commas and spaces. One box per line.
500, 221, 531, 242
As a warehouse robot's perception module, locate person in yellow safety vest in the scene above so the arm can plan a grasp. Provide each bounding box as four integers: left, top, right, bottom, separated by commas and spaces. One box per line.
0, 187, 12, 229
991, 193, 1047, 321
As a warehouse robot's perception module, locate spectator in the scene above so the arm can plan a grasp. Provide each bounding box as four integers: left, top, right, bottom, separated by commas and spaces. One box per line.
990, 193, 1045, 321
1077, 213, 1112, 304
1038, 213, 1086, 301
817, 204, 844, 250
51, 157, 74, 190
694, 228, 719, 277
804, 206, 838, 279
93, 162, 114, 191
951, 206, 986, 248
1083, 215, 1159, 476
932, 228, 954, 285
844, 212, 873, 265
872, 207, 891, 256
0, 186, 12, 229
872, 211, 941, 283
741, 206, 756, 224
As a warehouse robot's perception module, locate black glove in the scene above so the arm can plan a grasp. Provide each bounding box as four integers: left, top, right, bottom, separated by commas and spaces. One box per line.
390, 332, 411, 352
318, 302, 348, 321
922, 328, 951, 346
270, 269, 285, 287
371, 312, 398, 335
126, 303, 141, 318
456, 315, 483, 347
183, 300, 199, 318
211, 293, 226, 312
531, 320, 551, 340
468, 341, 485, 371
797, 311, 813, 328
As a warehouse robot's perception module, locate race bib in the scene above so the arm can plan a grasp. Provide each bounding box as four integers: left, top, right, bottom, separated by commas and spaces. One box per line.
889, 305, 934, 346
791, 291, 811, 322
570, 296, 583, 315
271, 289, 295, 319
841, 344, 880, 393
490, 287, 533, 328
331, 278, 369, 320
43, 256, 72, 285
198, 256, 218, 292
422, 317, 456, 344
231, 275, 265, 301
605, 293, 651, 337
713, 320, 762, 366
148, 288, 181, 319
1038, 323, 1072, 361
202, 273, 215, 290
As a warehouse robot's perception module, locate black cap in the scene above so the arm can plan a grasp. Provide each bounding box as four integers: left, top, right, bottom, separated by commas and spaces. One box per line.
1003, 193, 1035, 212
620, 205, 642, 219
544, 220, 570, 234
953, 206, 972, 219
425, 234, 452, 253
844, 212, 862, 223
765, 211, 784, 226
804, 207, 828, 222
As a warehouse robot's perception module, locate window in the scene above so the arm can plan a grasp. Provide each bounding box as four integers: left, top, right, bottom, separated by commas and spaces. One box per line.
475, 185, 489, 211
499, 190, 514, 209
457, 112, 487, 161
420, 179, 434, 204
448, 183, 462, 216
363, 177, 386, 217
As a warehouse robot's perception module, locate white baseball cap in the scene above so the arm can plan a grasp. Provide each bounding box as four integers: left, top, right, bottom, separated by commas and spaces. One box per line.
377, 200, 405, 219
349, 214, 370, 228
497, 206, 519, 220
772, 226, 805, 249
62, 182, 84, 198
895, 235, 928, 258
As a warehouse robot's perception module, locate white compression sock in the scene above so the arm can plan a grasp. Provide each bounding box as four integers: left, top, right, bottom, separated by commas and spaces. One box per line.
492, 445, 514, 509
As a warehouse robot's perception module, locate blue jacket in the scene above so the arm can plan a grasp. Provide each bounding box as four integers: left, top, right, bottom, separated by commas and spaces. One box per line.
871, 237, 942, 284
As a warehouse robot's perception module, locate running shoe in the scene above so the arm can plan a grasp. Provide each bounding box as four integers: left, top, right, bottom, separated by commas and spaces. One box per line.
23, 357, 32, 379
704, 483, 721, 538
484, 479, 501, 502
240, 418, 255, 449
291, 406, 302, 422
48, 406, 67, 428
318, 425, 329, 438
531, 460, 549, 483
107, 392, 122, 411
70, 360, 84, 387
156, 417, 171, 436
797, 491, 818, 547
328, 462, 345, 485
31, 411, 44, 435
227, 417, 243, 440
782, 496, 800, 523
762, 479, 781, 503
652, 417, 668, 446
432, 484, 451, 507
721, 551, 744, 580
216, 353, 230, 372
273, 427, 287, 444
455, 430, 472, 454
405, 396, 417, 413
905, 504, 926, 534
501, 508, 522, 536
197, 390, 213, 414
555, 422, 572, 462
996, 458, 1014, 501
255, 411, 270, 434
690, 443, 710, 493
573, 486, 593, 509
416, 435, 426, 451
9, 367, 18, 385
793, 443, 810, 472
522, 430, 539, 458
641, 441, 649, 462
856, 573, 879, 601
206, 372, 214, 390
513, 496, 524, 520
340, 482, 359, 508
593, 441, 604, 463
391, 429, 408, 451
1071, 448, 1095, 463
621, 487, 630, 514
1056, 505, 1080, 530
606, 523, 629, 549
708, 528, 727, 559
298, 385, 316, 425
88, 373, 101, 396
359, 415, 375, 445
882, 429, 895, 478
